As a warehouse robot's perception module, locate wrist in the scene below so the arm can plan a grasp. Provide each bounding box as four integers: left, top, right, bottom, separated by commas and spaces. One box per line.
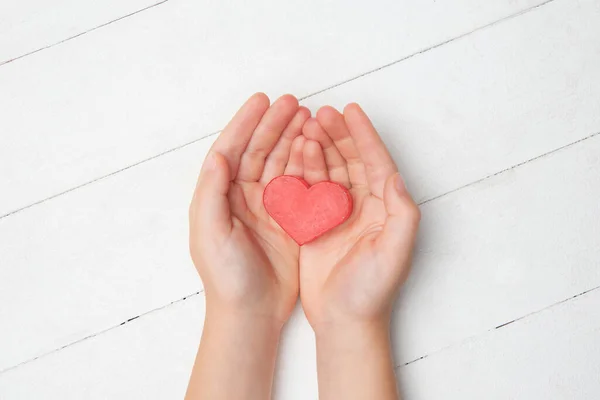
190, 303, 283, 400
314, 317, 398, 400
204, 289, 294, 326
204, 306, 285, 339
314, 317, 391, 350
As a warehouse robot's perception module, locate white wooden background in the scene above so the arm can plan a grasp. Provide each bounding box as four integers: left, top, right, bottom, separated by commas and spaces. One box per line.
1, 0, 599, 398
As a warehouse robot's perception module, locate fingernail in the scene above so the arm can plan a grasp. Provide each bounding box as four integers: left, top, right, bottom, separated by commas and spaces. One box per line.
395, 173, 406, 194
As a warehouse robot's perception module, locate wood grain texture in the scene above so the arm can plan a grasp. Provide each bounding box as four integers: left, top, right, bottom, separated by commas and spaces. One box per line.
302, 0, 600, 203
0, 137, 213, 371
0, 294, 205, 399
393, 133, 600, 365
0, 0, 545, 217
1, 114, 599, 373
399, 288, 600, 399
1, 281, 598, 399
1, 0, 599, 373
0, 295, 321, 400
0, 0, 164, 64
2, 2, 600, 397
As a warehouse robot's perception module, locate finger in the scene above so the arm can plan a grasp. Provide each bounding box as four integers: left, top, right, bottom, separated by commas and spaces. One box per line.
190, 151, 233, 238
210, 92, 270, 179
303, 140, 329, 185
316, 106, 367, 188
376, 173, 421, 272
343, 103, 398, 198
283, 135, 306, 176
237, 94, 299, 182
302, 117, 350, 188
261, 106, 310, 184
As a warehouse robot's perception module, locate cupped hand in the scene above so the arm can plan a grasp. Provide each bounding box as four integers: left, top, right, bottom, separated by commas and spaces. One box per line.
298, 104, 421, 332
189, 93, 310, 324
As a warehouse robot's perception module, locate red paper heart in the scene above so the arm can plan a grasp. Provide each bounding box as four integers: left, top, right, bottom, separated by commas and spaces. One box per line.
263, 175, 353, 245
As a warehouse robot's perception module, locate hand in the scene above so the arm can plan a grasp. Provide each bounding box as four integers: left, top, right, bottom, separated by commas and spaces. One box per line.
186, 93, 310, 400
299, 103, 421, 332
298, 103, 420, 400
189, 92, 309, 323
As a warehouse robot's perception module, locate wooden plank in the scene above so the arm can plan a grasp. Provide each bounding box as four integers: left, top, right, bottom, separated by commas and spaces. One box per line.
1, 121, 599, 373
392, 133, 600, 365
1, 281, 598, 399
2, 0, 599, 372
302, 0, 600, 203
399, 288, 600, 399
0, 295, 206, 399
0, 0, 164, 64
0, 295, 320, 399
0, 0, 546, 216
0, 137, 213, 371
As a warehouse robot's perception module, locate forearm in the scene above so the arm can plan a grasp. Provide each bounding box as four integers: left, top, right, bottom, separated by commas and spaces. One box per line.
315, 319, 399, 400
185, 309, 283, 400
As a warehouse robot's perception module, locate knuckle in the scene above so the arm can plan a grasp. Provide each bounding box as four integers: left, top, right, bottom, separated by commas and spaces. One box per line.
244, 146, 268, 161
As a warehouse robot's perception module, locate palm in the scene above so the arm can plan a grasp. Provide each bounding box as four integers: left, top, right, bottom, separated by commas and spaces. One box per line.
229, 180, 299, 284
302, 190, 385, 261
300, 189, 393, 322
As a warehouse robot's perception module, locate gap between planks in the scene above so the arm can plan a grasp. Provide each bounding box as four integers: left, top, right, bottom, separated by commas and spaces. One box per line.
3, 278, 599, 375
0, 0, 556, 68
0, 290, 204, 375
419, 130, 600, 207
0, 0, 560, 220
0, 0, 582, 375
396, 284, 600, 369
0, 0, 171, 67
2, 129, 599, 373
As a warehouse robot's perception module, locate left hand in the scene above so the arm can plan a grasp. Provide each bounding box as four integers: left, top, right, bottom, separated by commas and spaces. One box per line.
186, 93, 310, 400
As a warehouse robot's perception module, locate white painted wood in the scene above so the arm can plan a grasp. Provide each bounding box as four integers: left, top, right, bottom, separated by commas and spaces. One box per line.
0, 296, 320, 400
399, 288, 600, 399
0, 0, 164, 64
0, 294, 205, 399
393, 133, 600, 365
0, 294, 317, 400
1, 281, 598, 399
302, 0, 600, 203
1, 0, 600, 372
1, 124, 599, 374
0, 0, 546, 217
0, 137, 214, 371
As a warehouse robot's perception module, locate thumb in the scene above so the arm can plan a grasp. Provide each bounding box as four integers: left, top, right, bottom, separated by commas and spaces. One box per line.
376, 173, 421, 267
191, 151, 233, 236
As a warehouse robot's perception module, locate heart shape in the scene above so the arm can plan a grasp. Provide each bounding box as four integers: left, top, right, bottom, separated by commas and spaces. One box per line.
263, 175, 353, 245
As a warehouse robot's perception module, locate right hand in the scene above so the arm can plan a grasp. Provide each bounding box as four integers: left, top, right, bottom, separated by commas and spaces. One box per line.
297, 103, 421, 333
